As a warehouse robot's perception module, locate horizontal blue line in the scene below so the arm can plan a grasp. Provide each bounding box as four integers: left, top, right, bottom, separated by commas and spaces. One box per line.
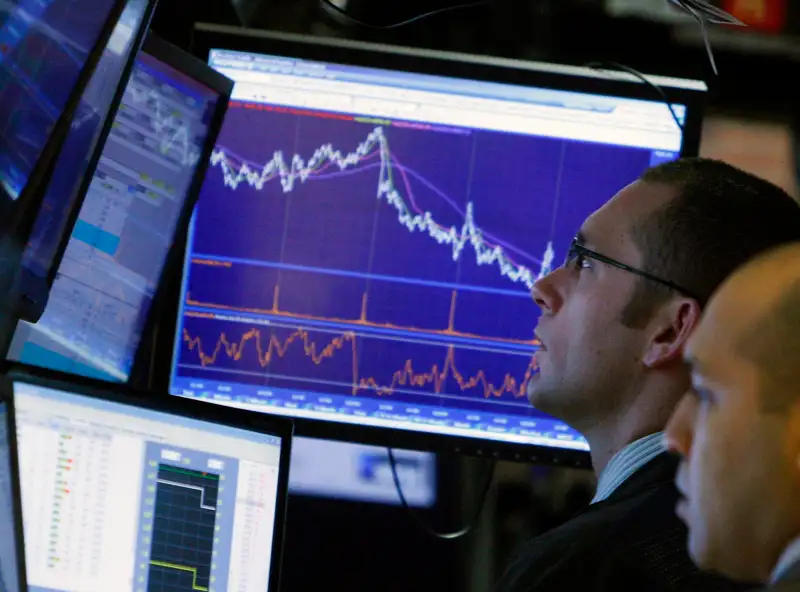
191, 253, 530, 299
184, 305, 537, 354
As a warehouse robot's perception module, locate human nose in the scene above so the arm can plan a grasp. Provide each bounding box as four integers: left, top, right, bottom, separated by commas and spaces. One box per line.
531, 267, 568, 315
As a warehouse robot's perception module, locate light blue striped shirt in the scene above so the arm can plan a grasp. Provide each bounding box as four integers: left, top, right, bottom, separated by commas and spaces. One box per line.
771, 535, 800, 584
591, 432, 666, 504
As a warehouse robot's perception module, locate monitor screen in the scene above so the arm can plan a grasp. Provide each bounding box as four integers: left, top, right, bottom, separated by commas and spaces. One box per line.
8, 41, 222, 381
13, 379, 284, 591
0, 401, 22, 592
289, 437, 436, 507
168, 38, 701, 459
0, 0, 122, 202
20, 0, 154, 281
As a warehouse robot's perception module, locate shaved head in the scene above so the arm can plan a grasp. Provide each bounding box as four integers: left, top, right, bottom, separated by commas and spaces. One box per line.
740, 280, 800, 412
689, 241, 800, 416
665, 242, 800, 583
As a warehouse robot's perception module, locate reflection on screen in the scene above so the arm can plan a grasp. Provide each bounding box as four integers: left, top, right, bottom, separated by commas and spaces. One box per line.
289, 437, 436, 507
0, 0, 120, 201
13, 380, 283, 591
0, 402, 21, 592
20, 0, 152, 279
9, 46, 220, 381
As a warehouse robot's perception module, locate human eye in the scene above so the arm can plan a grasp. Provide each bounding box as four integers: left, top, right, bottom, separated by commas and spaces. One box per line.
573, 252, 592, 271
566, 249, 592, 271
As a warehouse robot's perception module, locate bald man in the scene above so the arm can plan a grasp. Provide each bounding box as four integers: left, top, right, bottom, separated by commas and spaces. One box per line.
665, 243, 800, 590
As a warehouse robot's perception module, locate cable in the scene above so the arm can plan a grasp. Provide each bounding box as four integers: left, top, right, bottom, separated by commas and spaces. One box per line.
320, 0, 490, 29
387, 447, 496, 540
584, 61, 685, 132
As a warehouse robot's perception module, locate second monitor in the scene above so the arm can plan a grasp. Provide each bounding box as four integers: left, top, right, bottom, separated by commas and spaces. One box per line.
8, 35, 233, 382
4, 363, 292, 592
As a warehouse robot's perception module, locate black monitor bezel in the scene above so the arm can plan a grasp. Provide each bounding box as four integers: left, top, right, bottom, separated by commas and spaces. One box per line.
42, 0, 161, 288
0, 359, 293, 592
156, 24, 708, 468
0, 390, 28, 591
127, 32, 235, 387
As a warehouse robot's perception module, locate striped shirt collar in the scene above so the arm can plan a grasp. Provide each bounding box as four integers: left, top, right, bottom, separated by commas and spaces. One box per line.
771, 534, 800, 585
591, 432, 666, 504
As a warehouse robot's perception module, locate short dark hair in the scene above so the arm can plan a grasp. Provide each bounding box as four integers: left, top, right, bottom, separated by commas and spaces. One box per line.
620, 158, 800, 327
738, 279, 800, 413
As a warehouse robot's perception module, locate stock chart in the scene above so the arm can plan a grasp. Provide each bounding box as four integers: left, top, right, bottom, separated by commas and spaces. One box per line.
171, 100, 657, 440
0, 0, 118, 200
147, 465, 219, 592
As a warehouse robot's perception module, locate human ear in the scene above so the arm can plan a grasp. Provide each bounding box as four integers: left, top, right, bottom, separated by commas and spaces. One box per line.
642, 298, 702, 369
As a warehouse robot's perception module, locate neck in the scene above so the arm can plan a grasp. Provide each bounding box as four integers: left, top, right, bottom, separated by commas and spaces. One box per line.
582, 377, 683, 476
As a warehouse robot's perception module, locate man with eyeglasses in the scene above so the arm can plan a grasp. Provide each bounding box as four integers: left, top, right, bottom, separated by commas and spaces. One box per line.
495, 157, 800, 592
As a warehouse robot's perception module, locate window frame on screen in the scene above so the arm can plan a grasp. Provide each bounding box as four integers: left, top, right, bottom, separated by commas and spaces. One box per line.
0, 359, 294, 592
126, 33, 235, 387
148, 24, 708, 468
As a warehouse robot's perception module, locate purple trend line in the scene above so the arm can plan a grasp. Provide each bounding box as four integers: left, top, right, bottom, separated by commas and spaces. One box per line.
389, 151, 542, 266
303, 155, 542, 266
216, 144, 543, 266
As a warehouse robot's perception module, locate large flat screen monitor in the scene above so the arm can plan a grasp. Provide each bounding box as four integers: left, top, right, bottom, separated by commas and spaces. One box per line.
169, 25, 707, 465
3, 363, 292, 592
7, 35, 233, 382
0, 0, 127, 206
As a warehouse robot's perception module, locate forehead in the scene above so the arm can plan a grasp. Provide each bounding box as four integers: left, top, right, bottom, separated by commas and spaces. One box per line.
686, 287, 751, 380
580, 180, 676, 253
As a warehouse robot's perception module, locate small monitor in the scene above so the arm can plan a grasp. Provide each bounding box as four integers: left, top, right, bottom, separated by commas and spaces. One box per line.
0, 0, 127, 204
0, 399, 26, 592
289, 438, 436, 507
19, 0, 158, 284
170, 26, 707, 464
8, 35, 233, 381
6, 364, 292, 592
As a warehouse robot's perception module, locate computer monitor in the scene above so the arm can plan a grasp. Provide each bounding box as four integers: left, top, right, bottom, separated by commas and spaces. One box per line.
0, 395, 26, 591
169, 25, 707, 465
0, 0, 127, 207
7, 35, 234, 381
3, 362, 292, 592
289, 437, 436, 507
18, 0, 159, 286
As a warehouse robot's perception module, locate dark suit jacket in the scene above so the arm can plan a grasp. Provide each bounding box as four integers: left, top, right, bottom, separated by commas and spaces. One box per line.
494, 453, 753, 592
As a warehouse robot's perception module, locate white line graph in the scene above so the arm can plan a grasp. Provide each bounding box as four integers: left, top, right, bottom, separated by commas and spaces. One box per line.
156, 478, 216, 511
209, 126, 555, 289
125, 82, 201, 167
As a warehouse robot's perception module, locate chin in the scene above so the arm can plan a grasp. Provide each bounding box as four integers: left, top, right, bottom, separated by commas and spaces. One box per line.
526, 383, 561, 418
526, 379, 545, 408
688, 532, 731, 578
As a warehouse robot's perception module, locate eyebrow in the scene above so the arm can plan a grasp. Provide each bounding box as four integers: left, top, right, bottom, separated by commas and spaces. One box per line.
574, 230, 587, 246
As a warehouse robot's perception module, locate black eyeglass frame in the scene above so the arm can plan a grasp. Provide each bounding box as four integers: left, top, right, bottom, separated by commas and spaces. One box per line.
567, 240, 701, 302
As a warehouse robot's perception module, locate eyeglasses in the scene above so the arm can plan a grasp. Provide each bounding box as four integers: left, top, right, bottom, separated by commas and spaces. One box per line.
566, 240, 701, 301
